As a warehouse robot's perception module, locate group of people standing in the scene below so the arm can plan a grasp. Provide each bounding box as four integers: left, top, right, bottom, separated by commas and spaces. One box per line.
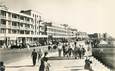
31, 40, 91, 71
31, 49, 50, 71
58, 41, 86, 59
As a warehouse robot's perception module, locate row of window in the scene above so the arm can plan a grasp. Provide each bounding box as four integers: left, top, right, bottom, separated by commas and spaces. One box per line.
0, 28, 34, 34
0, 19, 35, 29
0, 10, 33, 22
47, 28, 66, 33
47, 33, 67, 36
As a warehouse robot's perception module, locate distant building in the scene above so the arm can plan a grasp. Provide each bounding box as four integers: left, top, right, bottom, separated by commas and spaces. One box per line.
76, 32, 89, 40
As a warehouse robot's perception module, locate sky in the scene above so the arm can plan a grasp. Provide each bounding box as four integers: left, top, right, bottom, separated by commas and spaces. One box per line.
1, 0, 115, 37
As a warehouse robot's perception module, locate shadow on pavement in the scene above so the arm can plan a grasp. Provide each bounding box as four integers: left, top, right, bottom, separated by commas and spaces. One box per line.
65, 65, 84, 68
48, 56, 77, 60
6, 65, 35, 68
71, 69, 83, 71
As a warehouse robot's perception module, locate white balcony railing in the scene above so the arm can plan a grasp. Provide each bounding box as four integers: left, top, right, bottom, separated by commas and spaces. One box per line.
11, 26, 19, 29
0, 24, 6, 28
0, 15, 6, 19
12, 18, 20, 22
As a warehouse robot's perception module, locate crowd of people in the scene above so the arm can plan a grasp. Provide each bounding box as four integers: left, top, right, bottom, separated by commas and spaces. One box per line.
57, 41, 90, 59
31, 40, 92, 71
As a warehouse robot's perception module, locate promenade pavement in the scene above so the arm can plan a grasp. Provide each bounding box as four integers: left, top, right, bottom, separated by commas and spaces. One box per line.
5, 51, 110, 71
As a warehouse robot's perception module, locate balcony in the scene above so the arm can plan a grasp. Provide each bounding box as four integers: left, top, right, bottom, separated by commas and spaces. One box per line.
24, 21, 32, 24
39, 28, 44, 32
19, 27, 25, 30
0, 15, 6, 19
25, 27, 33, 30
12, 18, 20, 22
20, 20, 25, 23
39, 23, 44, 27
19, 20, 32, 24
11, 26, 19, 29
0, 24, 6, 28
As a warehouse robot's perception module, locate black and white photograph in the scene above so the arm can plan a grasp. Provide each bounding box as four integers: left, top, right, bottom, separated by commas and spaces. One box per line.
0, 0, 115, 71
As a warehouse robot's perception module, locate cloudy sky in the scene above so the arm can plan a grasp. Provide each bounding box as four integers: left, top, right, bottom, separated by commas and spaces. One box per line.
1, 0, 115, 37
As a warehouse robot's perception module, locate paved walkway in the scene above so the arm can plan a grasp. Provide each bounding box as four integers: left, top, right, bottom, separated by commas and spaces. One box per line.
5, 52, 58, 71
5, 51, 110, 71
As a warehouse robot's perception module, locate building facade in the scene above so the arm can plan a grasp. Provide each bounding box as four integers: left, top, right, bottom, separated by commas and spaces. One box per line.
0, 7, 78, 47
0, 8, 35, 47
76, 32, 89, 40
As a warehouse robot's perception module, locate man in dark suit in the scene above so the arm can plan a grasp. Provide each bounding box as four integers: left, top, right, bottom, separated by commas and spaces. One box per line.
31, 49, 37, 66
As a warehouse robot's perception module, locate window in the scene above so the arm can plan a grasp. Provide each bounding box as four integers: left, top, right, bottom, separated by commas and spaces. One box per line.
8, 29, 11, 34
1, 10, 6, 16
20, 16, 24, 20
20, 23, 23, 27
25, 31, 30, 34
31, 31, 34, 34
12, 30, 17, 34
8, 21, 11, 26
1, 20, 6, 25
20, 30, 24, 34
12, 14, 18, 18
25, 24, 30, 28
25, 17, 29, 22
12, 22, 17, 26
0, 28, 6, 33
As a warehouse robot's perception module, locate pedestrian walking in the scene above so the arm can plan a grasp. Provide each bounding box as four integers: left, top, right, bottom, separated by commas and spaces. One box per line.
78, 47, 82, 59
74, 46, 78, 59
0, 62, 5, 71
39, 52, 48, 71
31, 49, 37, 66
44, 58, 51, 71
38, 49, 43, 62
68, 45, 72, 57
58, 43, 62, 57
62, 44, 66, 57
82, 47, 86, 57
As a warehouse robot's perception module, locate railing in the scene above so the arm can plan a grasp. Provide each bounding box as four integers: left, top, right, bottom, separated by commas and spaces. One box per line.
12, 26, 19, 29
11, 18, 20, 22
0, 24, 6, 28
0, 15, 6, 19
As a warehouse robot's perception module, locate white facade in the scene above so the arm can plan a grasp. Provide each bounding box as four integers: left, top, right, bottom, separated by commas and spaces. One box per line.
47, 24, 77, 38
0, 8, 78, 47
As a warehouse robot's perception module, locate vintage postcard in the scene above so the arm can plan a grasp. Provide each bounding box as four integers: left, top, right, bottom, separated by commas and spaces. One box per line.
0, 0, 115, 71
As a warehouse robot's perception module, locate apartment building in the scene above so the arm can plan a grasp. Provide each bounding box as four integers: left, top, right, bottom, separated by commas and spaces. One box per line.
76, 32, 89, 40
47, 24, 77, 38
0, 8, 35, 46
0, 7, 78, 47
